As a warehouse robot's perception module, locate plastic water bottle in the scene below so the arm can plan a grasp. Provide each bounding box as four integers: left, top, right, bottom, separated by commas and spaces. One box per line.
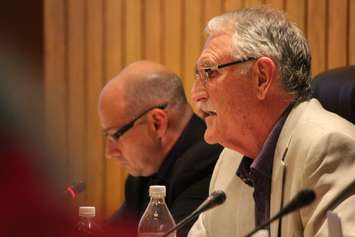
137, 185, 176, 237
76, 206, 100, 235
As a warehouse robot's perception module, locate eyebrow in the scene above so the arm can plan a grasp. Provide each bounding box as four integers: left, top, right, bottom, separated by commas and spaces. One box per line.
103, 127, 115, 135
196, 59, 218, 70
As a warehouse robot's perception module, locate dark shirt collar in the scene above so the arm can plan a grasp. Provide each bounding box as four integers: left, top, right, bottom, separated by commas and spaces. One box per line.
152, 114, 203, 183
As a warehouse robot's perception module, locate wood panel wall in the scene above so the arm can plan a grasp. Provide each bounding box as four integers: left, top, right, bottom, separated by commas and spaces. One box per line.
44, 0, 355, 218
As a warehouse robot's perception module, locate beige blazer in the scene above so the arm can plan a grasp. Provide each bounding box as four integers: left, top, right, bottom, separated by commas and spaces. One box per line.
188, 99, 355, 237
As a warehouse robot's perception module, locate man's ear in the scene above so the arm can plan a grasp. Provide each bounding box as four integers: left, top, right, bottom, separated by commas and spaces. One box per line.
146, 108, 168, 138
253, 57, 276, 100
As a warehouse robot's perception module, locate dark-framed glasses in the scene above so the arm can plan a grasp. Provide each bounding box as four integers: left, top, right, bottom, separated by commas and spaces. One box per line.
105, 103, 168, 142
195, 57, 256, 84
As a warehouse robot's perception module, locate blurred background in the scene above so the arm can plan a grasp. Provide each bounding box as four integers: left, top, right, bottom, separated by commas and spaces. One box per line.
1, 0, 354, 220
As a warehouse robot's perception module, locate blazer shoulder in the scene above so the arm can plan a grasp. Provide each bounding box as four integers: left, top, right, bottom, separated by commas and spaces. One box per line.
167, 142, 223, 203
171, 142, 223, 184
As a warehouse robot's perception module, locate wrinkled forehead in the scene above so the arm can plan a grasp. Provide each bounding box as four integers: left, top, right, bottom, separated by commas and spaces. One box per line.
197, 32, 235, 67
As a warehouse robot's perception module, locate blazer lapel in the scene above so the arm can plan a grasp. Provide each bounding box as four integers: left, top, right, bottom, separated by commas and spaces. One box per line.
270, 144, 289, 237
269, 100, 312, 237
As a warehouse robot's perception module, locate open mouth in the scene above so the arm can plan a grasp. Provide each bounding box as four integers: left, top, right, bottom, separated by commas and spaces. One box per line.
201, 109, 217, 119
199, 103, 217, 119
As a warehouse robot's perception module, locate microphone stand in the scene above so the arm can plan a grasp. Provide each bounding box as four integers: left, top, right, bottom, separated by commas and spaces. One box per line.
243, 189, 316, 237
161, 191, 226, 237
160, 215, 192, 237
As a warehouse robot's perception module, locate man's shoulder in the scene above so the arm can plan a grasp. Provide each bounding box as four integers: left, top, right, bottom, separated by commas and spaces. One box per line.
172, 141, 223, 178
108, 175, 148, 227
282, 99, 355, 142
167, 140, 223, 203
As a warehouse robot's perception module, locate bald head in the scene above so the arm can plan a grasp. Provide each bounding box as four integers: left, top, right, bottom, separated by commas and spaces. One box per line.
99, 61, 188, 126
118, 60, 169, 81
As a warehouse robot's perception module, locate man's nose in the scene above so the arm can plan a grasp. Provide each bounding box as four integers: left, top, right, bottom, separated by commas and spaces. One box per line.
191, 79, 209, 118
105, 139, 121, 160
191, 79, 208, 103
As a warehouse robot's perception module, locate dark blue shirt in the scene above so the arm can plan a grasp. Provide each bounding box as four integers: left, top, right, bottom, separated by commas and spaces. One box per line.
236, 104, 293, 229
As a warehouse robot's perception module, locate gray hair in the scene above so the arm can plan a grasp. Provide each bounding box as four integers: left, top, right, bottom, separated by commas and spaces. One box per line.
123, 71, 188, 117
206, 6, 312, 103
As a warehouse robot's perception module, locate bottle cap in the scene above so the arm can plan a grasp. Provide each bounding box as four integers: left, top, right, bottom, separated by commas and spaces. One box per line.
79, 206, 96, 218
149, 185, 166, 197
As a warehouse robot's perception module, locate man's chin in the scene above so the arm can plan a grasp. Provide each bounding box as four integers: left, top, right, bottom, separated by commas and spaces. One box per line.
127, 168, 141, 177
203, 129, 219, 145
127, 171, 139, 177
128, 169, 155, 177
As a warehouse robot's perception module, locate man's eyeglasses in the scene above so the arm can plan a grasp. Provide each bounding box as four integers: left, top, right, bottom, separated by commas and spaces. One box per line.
105, 103, 168, 142
195, 57, 256, 84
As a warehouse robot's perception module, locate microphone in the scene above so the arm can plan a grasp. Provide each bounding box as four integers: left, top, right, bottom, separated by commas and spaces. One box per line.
161, 190, 226, 237
243, 189, 316, 237
64, 181, 86, 200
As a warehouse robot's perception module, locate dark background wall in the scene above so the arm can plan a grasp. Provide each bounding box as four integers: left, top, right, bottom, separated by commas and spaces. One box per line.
1, 0, 43, 71
0, 0, 43, 133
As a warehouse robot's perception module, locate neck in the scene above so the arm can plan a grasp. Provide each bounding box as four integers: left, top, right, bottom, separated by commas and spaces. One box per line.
162, 106, 193, 157
243, 96, 292, 158
254, 99, 292, 157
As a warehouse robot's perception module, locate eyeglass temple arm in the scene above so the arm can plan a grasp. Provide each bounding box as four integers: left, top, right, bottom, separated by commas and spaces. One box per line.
217, 57, 256, 69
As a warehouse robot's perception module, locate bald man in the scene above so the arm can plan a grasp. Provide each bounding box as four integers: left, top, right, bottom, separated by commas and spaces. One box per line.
98, 61, 222, 236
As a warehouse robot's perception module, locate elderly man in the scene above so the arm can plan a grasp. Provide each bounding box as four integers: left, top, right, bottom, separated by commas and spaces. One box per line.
98, 61, 222, 236
189, 7, 355, 237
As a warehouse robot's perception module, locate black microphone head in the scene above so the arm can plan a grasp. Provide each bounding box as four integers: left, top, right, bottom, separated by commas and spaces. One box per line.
297, 189, 316, 206
192, 190, 226, 215
243, 189, 316, 237
279, 189, 316, 217
73, 181, 86, 193
210, 190, 226, 205
66, 181, 86, 200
